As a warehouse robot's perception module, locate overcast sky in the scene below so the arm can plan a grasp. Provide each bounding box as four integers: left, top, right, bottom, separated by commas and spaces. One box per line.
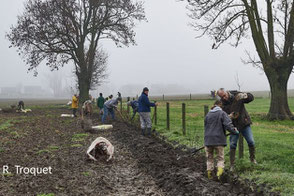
1, 0, 294, 96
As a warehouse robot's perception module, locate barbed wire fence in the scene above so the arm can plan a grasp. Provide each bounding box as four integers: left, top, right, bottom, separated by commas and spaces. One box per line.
119, 97, 212, 151
118, 93, 294, 157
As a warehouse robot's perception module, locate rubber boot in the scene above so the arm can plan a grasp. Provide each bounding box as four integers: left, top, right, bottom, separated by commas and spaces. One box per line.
147, 128, 151, 136
230, 149, 236, 172
207, 170, 213, 180
217, 167, 224, 180
249, 146, 257, 164
141, 129, 145, 136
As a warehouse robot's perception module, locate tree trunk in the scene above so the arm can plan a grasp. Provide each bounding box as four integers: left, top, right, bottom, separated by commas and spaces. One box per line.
265, 67, 293, 120
78, 72, 90, 105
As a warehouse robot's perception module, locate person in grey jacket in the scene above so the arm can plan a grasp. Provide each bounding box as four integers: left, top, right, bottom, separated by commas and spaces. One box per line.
101, 97, 122, 123
204, 100, 239, 180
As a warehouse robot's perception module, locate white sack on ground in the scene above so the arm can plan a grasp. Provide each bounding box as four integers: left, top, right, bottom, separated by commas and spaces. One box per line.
86, 137, 114, 161
17, 109, 32, 113
92, 125, 113, 130
61, 114, 74, 117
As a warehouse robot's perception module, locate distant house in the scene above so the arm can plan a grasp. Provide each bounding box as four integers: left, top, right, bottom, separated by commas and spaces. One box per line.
0, 87, 20, 96
23, 86, 43, 95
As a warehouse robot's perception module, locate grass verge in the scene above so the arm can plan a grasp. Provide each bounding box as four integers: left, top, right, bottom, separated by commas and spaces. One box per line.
143, 98, 294, 195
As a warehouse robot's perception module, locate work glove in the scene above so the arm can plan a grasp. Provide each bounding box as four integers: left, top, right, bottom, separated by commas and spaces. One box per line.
236, 93, 248, 100
234, 128, 239, 135
229, 112, 239, 119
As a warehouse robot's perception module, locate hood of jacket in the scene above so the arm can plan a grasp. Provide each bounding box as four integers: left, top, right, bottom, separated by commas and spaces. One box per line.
210, 106, 222, 113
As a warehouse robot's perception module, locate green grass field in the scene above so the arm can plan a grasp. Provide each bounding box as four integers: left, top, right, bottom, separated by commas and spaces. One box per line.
135, 97, 294, 195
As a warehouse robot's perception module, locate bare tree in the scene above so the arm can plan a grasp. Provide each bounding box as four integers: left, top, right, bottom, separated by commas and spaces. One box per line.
235, 72, 243, 91
90, 48, 108, 90
184, 0, 294, 120
7, 0, 145, 103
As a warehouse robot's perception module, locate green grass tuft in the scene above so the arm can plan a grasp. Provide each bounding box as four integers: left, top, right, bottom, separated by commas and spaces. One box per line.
37, 194, 55, 196
0, 120, 14, 131
72, 133, 89, 142
82, 171, 91, 176
36, 149, 50, 154
71, 144, 83, 148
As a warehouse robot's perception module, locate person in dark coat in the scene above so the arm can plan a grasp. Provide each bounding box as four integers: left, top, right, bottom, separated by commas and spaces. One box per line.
17, 101, 25, 111
127, 99, 139, 120
204, 100, 239, 179
138, 87, 158, 136
217, 88, 256, 171
97, 93, 105, 115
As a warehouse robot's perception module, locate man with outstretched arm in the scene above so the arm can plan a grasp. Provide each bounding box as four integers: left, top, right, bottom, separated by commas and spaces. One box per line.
217, 88, 257, 171
138, 87, 158, 136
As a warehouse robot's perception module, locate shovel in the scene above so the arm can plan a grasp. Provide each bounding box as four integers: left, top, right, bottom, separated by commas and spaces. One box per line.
115, 108, 127, 122
192, 133, 231, 154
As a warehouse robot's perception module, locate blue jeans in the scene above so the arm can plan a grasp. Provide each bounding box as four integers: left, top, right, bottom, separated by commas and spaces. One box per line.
230, 125, 255, 149
101, 106, 115, 123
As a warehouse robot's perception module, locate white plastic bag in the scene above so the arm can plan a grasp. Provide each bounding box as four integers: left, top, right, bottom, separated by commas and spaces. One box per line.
61, 114, 74, 117
17, 109, 32, 113
91, 125, 113, 130
86, 137, 114, 161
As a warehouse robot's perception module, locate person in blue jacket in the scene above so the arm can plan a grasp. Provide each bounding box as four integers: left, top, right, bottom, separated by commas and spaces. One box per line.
127, 99, 139, 120
138, 87, 158, 136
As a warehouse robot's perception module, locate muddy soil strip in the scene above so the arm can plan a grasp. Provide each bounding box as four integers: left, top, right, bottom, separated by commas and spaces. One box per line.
0, 109, 164, 196
111, 121, 258, 196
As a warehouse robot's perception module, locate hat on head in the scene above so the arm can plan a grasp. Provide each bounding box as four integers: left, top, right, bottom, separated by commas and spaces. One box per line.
143, 87, 149, 92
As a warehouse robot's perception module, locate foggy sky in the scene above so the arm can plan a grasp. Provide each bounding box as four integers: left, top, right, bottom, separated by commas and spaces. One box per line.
1, 0, 294, 97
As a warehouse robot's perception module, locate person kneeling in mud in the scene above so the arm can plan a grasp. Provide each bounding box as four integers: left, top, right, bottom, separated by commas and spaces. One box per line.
17, 101, 25, 111
204, 100, 239, 180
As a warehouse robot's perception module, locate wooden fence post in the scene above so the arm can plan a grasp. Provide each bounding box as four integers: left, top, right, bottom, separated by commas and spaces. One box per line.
163, 94, 165, 101
154, 105, 157, 125
204, 105, 209, 117
120, 98, 123, 112
239, 135, 244, 159
182, 103, 186, 135
166, 102, 170, 130
127, 97, 130, 115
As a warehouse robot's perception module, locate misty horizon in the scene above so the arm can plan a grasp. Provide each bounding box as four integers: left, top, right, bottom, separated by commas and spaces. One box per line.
1, 0, 294, 98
